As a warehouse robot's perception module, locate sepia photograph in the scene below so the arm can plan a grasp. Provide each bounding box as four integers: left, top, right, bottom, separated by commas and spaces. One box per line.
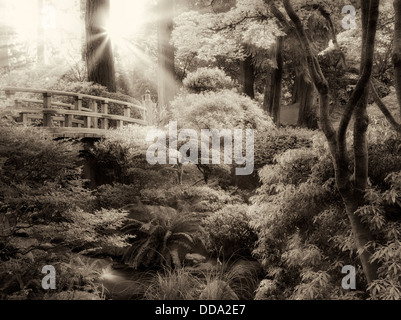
0, 0, 400, 312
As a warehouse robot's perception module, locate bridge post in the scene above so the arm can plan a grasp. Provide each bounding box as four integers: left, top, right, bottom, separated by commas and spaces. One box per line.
5, 90, 15, 108
65, 113, 73, 128
74, 95, 83, 111
90, 100, 97, 128
43, 92, 53, 127
100, 100, 109, 129
124, 105, 131, 118
144, 90, 155, 125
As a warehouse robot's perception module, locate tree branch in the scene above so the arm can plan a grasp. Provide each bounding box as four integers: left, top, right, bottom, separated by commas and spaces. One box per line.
337, 0, 379, 160
370, 80, 401, 132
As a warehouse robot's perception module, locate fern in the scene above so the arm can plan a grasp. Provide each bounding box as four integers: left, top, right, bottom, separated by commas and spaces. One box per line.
122, 210, 206, 269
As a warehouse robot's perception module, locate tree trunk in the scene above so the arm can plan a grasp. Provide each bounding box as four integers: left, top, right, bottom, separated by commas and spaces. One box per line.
263, 37, 283, 125
157, 0, 176, 113
80, 0, 86, 62
0, 33, 8, 71
0, 4, 9, 72
282, 0, 380, 285
295, 73, 318, 129
85, 0, 116, 92
240, 54, 255, 99
263, 67, 273, 114
393, 0, 401, 119
37, 0, 45, 64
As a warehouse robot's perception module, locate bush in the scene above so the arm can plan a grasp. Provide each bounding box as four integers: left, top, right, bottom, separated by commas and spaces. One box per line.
183, 67, 236, 93
248, 121, 401, 299
202, 204, 257, 258
93, 183, 141, 209
369, 138, 401, 188
0, 126, 93, 221
140, 185, 242, 212
122, 209, 206, 269
90, 125, 176, 188
144, 268, 202, 300
170, 90, 274, 131
254, 127, 313, 170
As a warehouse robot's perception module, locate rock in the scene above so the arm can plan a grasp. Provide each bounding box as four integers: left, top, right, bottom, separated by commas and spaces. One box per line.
15, 251, 34, 262
38, 243, 54, 250
199, 280, 238, 300
9, 237, 39, 252
184, 253, 207, 266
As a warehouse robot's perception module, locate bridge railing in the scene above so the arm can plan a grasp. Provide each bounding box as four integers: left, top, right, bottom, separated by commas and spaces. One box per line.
1, 87, 153, 136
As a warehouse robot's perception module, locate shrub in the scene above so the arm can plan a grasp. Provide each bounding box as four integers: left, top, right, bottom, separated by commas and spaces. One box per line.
183, 67, 235, 93
122, 209, 206, 269
202, 204, 257, 258
253, 127, 313, 170
90, 125, 176, 187
0, 126, 93, 222
140, 185, 241, 212
170, 90, 274, 131
144, 268, 202, 300
93, 183, 141, 209
248, 133, 364, 299
368, 138, 401, 188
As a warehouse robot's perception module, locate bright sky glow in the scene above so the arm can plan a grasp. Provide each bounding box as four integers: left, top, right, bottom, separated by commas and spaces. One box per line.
108, 0, 149, 44
1, 0, 149, 43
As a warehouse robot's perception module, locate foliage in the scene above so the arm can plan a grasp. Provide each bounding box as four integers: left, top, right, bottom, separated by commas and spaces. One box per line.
360, 171, 401, 300
202, 204, 257, 258
368, 138, 401, 188
170, 89, 274, 131
42, 208, 132, 255
143, 258, 261, 300
183, 67, 236, 93
93, 183, 142, 209
144, 267, 202, 300
253, 127, 313, 170
0, 126, 93, 223
90, 125, 175, 187
140, 185, 242, 213
122, 209, 205, 269
248, 132, 363, 299
248, 117, 401, 299
0, 125, 131, 299
43, 254, 108, 300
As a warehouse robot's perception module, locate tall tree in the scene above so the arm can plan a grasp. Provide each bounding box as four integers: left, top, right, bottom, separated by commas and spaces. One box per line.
240, 53, 256, 99
157, 0, 176, 112
371, 0, 401, 132
279, 0, 380, 284
293, 72, 318, 128
0, 1, 9, 71
263, 36, 283, 125
80, 0, 86, 61
85, 0, 116, 92
37, 0, 45, 64
394, 0, 401, 118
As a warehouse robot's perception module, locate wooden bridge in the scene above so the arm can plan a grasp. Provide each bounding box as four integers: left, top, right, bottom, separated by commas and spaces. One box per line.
1, 87, 156, 138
